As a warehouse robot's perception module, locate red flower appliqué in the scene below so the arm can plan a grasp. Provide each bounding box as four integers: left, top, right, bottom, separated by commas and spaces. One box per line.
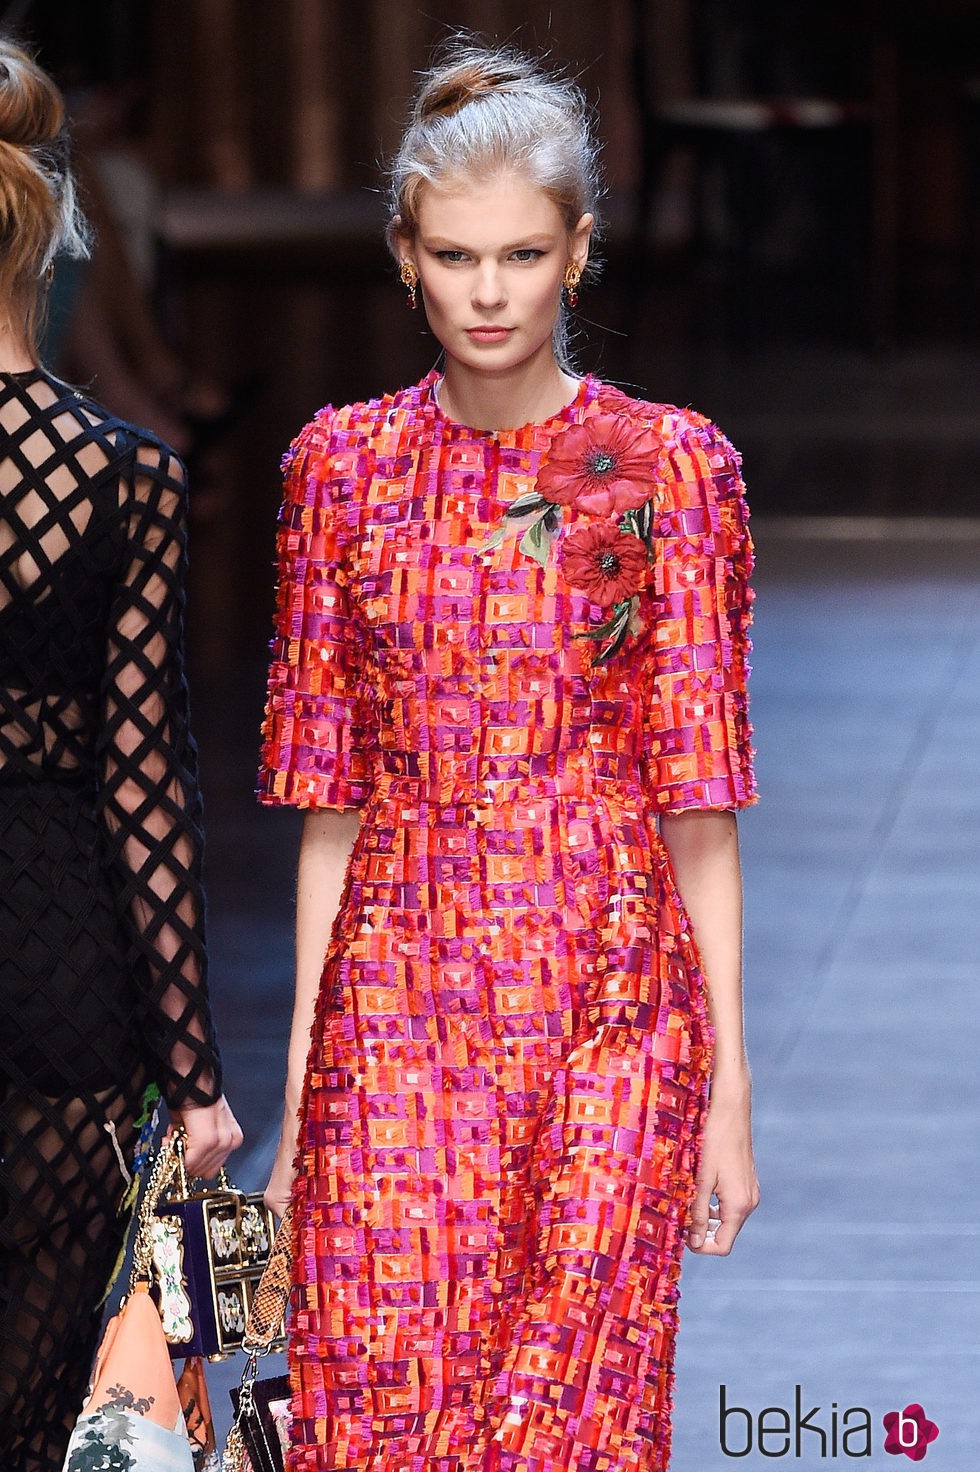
883, 1405, 939, 1461
536, 411, 665, 517
482, 402, 665, 663
560, 521, 648, 608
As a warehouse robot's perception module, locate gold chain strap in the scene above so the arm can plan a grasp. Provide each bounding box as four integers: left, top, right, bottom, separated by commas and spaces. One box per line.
129, 1128, 185, 1287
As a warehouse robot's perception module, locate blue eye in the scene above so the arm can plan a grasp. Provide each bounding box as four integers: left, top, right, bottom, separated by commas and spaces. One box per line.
436, 250, 468, 264
511, 249, 543, 262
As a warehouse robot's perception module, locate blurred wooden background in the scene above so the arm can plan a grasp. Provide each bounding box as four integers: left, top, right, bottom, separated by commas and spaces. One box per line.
15, 0, 980, 666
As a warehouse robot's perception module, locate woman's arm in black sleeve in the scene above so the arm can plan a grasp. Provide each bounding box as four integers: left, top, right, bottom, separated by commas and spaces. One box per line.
98, 438, 221, 1108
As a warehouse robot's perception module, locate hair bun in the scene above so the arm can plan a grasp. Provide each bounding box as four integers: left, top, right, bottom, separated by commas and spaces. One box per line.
416, 48, 531, 123
0, 46, 64, 149
0, 38, 88, 355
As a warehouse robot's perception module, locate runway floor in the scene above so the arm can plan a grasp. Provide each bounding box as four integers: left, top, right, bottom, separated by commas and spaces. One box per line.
193, 521, 980, 1468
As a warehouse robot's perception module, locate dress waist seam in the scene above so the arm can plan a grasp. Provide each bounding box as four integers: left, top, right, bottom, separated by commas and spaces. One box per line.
369, 772, 650, 807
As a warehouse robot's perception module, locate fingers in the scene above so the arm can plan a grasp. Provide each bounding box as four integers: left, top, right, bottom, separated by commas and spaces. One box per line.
687, 1186, 760, 1256
686, 1179, 714, 1251
173, 1097, 244, 1179
183, 1130, 239, 1179
263, 1186, 293, 1219
263, 1133, 300, 1219
698, 1197, 736, 1255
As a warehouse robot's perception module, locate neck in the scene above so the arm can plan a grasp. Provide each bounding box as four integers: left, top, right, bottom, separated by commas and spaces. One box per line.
0, 315, 35, 373
438, 346, 579, 431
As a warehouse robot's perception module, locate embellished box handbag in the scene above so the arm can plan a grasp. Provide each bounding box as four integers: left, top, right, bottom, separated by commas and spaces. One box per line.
150, 1133, 284, 1360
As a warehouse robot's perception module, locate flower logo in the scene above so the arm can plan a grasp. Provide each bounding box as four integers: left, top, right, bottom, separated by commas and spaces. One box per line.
883, 1404, 939, 1460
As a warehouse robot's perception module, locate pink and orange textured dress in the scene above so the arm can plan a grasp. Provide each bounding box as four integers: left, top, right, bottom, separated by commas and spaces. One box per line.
258, 371, 755, 1472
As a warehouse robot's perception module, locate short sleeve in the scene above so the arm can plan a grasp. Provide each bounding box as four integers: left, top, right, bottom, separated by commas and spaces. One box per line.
644, 412, 757, 813
257, 417, 378, 810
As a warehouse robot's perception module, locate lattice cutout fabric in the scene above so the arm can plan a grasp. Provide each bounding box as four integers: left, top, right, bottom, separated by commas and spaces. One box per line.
259, 374, 756, 1472
0, 367, 221, 1470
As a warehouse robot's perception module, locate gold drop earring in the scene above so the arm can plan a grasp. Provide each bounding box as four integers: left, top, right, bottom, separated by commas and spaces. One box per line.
562, 262, 581, 309
400, 261, 419, 310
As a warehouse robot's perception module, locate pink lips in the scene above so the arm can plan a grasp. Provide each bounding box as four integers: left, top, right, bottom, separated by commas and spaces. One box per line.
466, 327, 513, 342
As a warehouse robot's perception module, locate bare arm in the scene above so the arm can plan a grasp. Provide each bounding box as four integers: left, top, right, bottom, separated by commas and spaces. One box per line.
659, 808, 760, 1254
264, 807, 362, 1215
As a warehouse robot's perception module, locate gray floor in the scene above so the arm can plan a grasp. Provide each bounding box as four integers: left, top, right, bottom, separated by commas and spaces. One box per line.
197, 521, 980, 1467
672, 523, 980, 1470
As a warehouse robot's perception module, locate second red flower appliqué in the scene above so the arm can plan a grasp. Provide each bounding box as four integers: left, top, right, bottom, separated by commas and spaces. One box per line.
560, 521, 648, 607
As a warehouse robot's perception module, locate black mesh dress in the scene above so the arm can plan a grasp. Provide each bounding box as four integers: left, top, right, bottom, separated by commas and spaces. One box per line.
0, 368, 222, 1471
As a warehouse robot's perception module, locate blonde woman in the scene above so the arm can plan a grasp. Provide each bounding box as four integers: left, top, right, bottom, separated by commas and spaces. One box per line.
261, 41, 759, 1472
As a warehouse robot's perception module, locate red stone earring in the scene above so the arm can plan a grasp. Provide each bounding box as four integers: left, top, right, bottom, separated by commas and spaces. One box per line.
400, 261, 419, 310
563, 262, 581, 308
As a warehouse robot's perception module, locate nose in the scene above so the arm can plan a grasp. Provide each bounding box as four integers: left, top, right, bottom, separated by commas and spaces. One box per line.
472, 262, 506, 311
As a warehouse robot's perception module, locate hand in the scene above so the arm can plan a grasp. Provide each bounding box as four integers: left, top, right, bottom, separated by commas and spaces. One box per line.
686, 1075, 760, 1255
264, 1105, 301, 1219
168, 1094, 243, 1179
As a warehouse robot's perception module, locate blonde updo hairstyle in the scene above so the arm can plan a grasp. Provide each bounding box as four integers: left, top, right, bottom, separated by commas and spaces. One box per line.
387, 41, 603, 365
0, 37, 90, 357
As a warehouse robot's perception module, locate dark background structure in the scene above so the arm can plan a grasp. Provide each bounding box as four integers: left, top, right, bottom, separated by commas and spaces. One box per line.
15, 0, 980, 663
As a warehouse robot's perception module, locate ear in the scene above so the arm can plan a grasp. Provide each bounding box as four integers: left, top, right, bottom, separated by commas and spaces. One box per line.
390, 214, 414, 266
569, 212, 594, 271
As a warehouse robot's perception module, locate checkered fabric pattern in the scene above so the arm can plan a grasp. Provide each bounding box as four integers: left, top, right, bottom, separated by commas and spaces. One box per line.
259, 373, 756, 1472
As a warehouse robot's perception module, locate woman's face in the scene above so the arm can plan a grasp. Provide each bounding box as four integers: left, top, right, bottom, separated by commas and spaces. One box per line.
400, 172, 592, 378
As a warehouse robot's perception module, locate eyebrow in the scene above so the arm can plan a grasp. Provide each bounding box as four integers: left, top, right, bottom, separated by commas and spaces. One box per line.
420, 234, 558, 251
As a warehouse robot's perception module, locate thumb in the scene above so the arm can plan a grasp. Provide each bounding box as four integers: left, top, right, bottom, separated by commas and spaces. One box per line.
687, 1182, 712, 1249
